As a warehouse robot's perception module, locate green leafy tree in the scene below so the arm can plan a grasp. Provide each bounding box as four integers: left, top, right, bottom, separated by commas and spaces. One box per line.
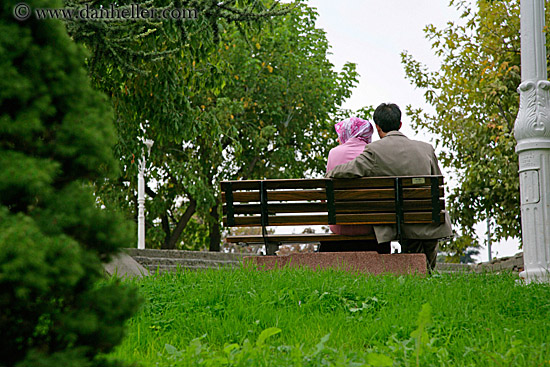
74, 0, 359, 250
64, 0, 294, 251
219, 4, 359, 179
0, 0, 140, 365
400, 0, 541, 254
190, 3, 359, 250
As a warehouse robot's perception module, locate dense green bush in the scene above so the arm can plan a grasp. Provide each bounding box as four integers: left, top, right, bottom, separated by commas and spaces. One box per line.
0, 0, 140, 365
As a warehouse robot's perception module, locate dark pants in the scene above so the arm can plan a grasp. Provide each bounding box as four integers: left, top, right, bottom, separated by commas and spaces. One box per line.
379, 239, 438, 271
318, 240, 391, 254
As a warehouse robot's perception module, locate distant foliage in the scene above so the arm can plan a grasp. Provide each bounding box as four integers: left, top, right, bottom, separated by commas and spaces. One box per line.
401, 0, 535, 254
0, 0, 139, 365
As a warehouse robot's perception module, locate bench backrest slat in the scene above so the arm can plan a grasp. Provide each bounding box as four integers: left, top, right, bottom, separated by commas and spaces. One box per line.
221, 176, 443, 190
222, 199, 446, 215
221, 187, 444, 203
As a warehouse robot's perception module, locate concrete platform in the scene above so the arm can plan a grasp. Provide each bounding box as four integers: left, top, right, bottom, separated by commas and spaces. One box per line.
243, 251, 427, 276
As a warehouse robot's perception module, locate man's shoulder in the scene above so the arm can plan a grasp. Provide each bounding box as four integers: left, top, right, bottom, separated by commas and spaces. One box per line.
380, 132, 434, 151
409, 138, 435, 151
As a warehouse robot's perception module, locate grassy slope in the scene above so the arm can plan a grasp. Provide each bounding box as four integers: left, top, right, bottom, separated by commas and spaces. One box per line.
111, 267, 550, 366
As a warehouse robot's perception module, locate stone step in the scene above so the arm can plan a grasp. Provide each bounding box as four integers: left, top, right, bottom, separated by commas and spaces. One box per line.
124, 248, 253, 261
436, 263, 474, 273
132, 256, 240, 268
474, 252, 523, 272
145, 264, 239, 274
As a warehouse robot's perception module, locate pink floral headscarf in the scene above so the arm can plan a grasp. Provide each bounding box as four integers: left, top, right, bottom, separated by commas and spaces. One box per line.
334, 117, 373, 144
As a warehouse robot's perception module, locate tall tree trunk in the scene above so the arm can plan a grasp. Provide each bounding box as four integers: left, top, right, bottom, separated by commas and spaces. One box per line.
168, 199, 197, 249
161, 214, 172, 249
160, 199, 197, 249
208, 203, 221, 252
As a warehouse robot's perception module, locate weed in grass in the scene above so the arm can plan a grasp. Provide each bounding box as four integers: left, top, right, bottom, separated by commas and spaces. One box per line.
159, 328, 397, 366
411, 303, 432, 366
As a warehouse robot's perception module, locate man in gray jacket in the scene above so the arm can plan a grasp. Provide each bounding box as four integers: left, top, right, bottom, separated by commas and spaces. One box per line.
326, 103, 452, 270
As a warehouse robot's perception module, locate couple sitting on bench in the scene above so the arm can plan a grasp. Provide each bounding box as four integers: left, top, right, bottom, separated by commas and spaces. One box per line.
324, 103, 452, 270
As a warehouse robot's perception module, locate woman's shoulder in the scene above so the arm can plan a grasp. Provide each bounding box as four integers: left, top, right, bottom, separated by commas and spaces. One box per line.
328, 144, 344, 154
346, 137, 368, 146
341, 138, 367, 152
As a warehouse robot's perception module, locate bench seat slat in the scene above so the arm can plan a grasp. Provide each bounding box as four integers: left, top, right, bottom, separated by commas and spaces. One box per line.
223, 211, 445, 227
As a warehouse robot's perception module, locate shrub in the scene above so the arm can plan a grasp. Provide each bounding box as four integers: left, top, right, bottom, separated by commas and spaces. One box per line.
0, 0, 140, 365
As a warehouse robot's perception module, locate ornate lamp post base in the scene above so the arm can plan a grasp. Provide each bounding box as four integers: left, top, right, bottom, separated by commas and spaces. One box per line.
515, 0, 550, 283
517, 145, 550, 283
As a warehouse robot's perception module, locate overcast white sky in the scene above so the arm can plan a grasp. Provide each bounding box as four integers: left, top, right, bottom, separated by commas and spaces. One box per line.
306, 0, 521, 262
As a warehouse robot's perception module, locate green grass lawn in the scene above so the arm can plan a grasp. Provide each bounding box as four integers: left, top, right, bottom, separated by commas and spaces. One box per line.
110, 267, 550, 366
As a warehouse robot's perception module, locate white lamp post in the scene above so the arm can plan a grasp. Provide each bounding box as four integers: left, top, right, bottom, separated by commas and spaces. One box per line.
515, 0, 550, 282
138, 139, 154, 250
487, 215, 492, 262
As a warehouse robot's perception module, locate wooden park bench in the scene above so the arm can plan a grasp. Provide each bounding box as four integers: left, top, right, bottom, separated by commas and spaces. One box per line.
221, 176, 445, 255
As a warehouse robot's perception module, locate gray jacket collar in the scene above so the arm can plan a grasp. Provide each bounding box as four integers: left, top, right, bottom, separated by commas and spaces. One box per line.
382, 130, 407, 139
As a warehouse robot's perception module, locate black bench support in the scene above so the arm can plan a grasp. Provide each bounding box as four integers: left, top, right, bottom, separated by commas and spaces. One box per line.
259, 181, 279, 255
394, 177, 404, 243
224, 182, 235, 226
325, 179, 336, 225
431, 177, 441, 224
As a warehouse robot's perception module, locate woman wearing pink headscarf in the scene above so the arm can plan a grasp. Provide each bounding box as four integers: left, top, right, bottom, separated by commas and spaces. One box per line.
321, 117, 390, 253
327, 117, 374, 174
327, 117, 374, 236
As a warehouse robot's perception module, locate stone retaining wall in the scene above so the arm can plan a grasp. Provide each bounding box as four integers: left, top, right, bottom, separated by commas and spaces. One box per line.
125, 248, 524, 275
436, 252, 523, 273
124, 248, 252, 274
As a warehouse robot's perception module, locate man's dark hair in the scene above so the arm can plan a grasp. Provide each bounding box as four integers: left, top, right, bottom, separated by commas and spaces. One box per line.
373, 103, 401, 132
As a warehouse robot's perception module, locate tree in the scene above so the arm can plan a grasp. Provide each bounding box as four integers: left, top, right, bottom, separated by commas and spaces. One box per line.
64, 0, 295, 251
400, 0, 540, 255
0, 0, 139, 365
185, 3, 359, 251
73, 0, 359, 250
